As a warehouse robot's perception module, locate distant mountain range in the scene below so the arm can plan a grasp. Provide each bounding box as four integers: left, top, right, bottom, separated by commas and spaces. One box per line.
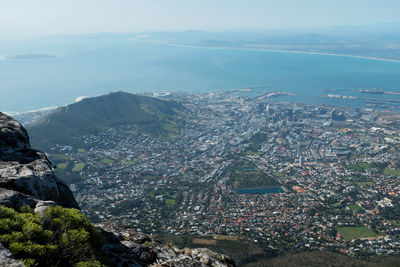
4, 53, 57, 60
29, 92, 184, 150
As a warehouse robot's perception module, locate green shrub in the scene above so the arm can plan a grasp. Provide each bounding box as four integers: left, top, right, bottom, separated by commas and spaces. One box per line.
21, 258, 38, 267
0, 205, 106, 266
0, 205, 17, 219
19, 205, 34, 214
75, 260, 106, 267
0, 218, 23, 234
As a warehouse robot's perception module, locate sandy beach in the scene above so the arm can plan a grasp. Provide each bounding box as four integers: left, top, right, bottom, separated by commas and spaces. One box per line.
156, 41, 400, 63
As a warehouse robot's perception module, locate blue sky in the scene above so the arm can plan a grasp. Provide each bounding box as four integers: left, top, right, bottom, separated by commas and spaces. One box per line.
1, 0, 400, 36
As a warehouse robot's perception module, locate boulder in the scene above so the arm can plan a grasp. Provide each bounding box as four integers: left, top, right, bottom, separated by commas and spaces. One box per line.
0, 113, 30, 153
0, 112, 79, 209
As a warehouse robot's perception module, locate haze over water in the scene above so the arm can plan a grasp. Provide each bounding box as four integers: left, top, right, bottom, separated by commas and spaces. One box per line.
1, 35, 400, 112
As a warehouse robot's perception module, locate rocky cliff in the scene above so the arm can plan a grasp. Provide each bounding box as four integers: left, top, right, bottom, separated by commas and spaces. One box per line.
0, 112, 235, 267
0, 112, 79, 210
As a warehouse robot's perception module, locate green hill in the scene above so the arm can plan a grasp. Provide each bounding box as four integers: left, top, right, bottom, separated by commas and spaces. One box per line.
29, 92, 184, 150
243, 251, 400, 267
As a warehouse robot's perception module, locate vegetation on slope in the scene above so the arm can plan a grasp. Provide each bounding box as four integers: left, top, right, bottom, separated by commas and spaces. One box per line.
29, 92, 184, 150
243, 251, 400, 267
0, 205, 105, 267
243, 251, 372, 267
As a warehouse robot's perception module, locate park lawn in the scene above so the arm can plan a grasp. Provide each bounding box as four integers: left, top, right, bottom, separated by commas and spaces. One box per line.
193, 238, 217, 246
57, 162, 69, 170
346, 162, 371, 171
348, 204, 363, 212
273, 172, 285, 178
101, 158, 114, 164
355, 181, 374, 186
245, 132, 268, 153
383, 168, 400, 176
214, 235, 239, 241
337, 226, 377, 241
123, 160, 136, 166
72, 162, 85, 172
164, 120, 180, 138
245, 151, 263, 156
77, 148, 86, 153
165, 199, 176, 205
233, 162, 278, 188
391, 220, 400, 226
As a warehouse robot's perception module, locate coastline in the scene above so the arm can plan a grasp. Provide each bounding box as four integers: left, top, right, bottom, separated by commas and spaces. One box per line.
3, 40, 400, 113
4, 95, 96, 115
75, 95, 91, 102
252, 48, 400, 63
150, 40, 400, 63
4, 106, 58, 116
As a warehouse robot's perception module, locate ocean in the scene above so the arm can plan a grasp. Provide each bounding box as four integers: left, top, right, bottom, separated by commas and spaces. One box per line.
1, 35, 400, 113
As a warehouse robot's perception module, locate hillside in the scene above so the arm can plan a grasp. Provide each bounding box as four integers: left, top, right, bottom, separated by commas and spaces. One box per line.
243, 251, 400, 267
29, 92, 184, 150
0, 112, 235, 267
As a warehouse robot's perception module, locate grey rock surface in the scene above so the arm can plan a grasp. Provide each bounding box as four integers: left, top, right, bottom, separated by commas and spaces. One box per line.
0, 243, 25, 267
33, 200, 57, 214
97, 222, 236, 267
0, 112, 79, 209
0, 187, 37, 208
0, 113, 30, 153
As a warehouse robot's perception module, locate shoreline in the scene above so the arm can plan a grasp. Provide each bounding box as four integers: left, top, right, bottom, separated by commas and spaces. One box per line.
74, 95, 91, 103
3, 40, 400, 113
149, 40, 400, 63
5, 86, 400, 114
5, 94, 97, 115
253, 48, 400, 63
4, 106, 58, 116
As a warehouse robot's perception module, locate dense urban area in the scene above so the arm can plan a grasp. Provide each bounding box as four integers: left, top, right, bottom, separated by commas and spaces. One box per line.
34, 91, 400, 259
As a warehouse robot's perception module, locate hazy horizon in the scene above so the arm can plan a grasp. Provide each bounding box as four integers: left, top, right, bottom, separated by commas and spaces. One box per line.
2, 0, 400, 38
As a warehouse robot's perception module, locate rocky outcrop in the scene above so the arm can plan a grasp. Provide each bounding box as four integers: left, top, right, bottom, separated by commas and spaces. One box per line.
98, 222, 236, 267
0, 113, 30, 152
0, 244, 25, 267
0, 112, 79, 209
0, 112, 235, 267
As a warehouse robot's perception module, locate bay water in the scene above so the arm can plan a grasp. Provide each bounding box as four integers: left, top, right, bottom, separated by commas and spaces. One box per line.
1, 35, 400, 112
